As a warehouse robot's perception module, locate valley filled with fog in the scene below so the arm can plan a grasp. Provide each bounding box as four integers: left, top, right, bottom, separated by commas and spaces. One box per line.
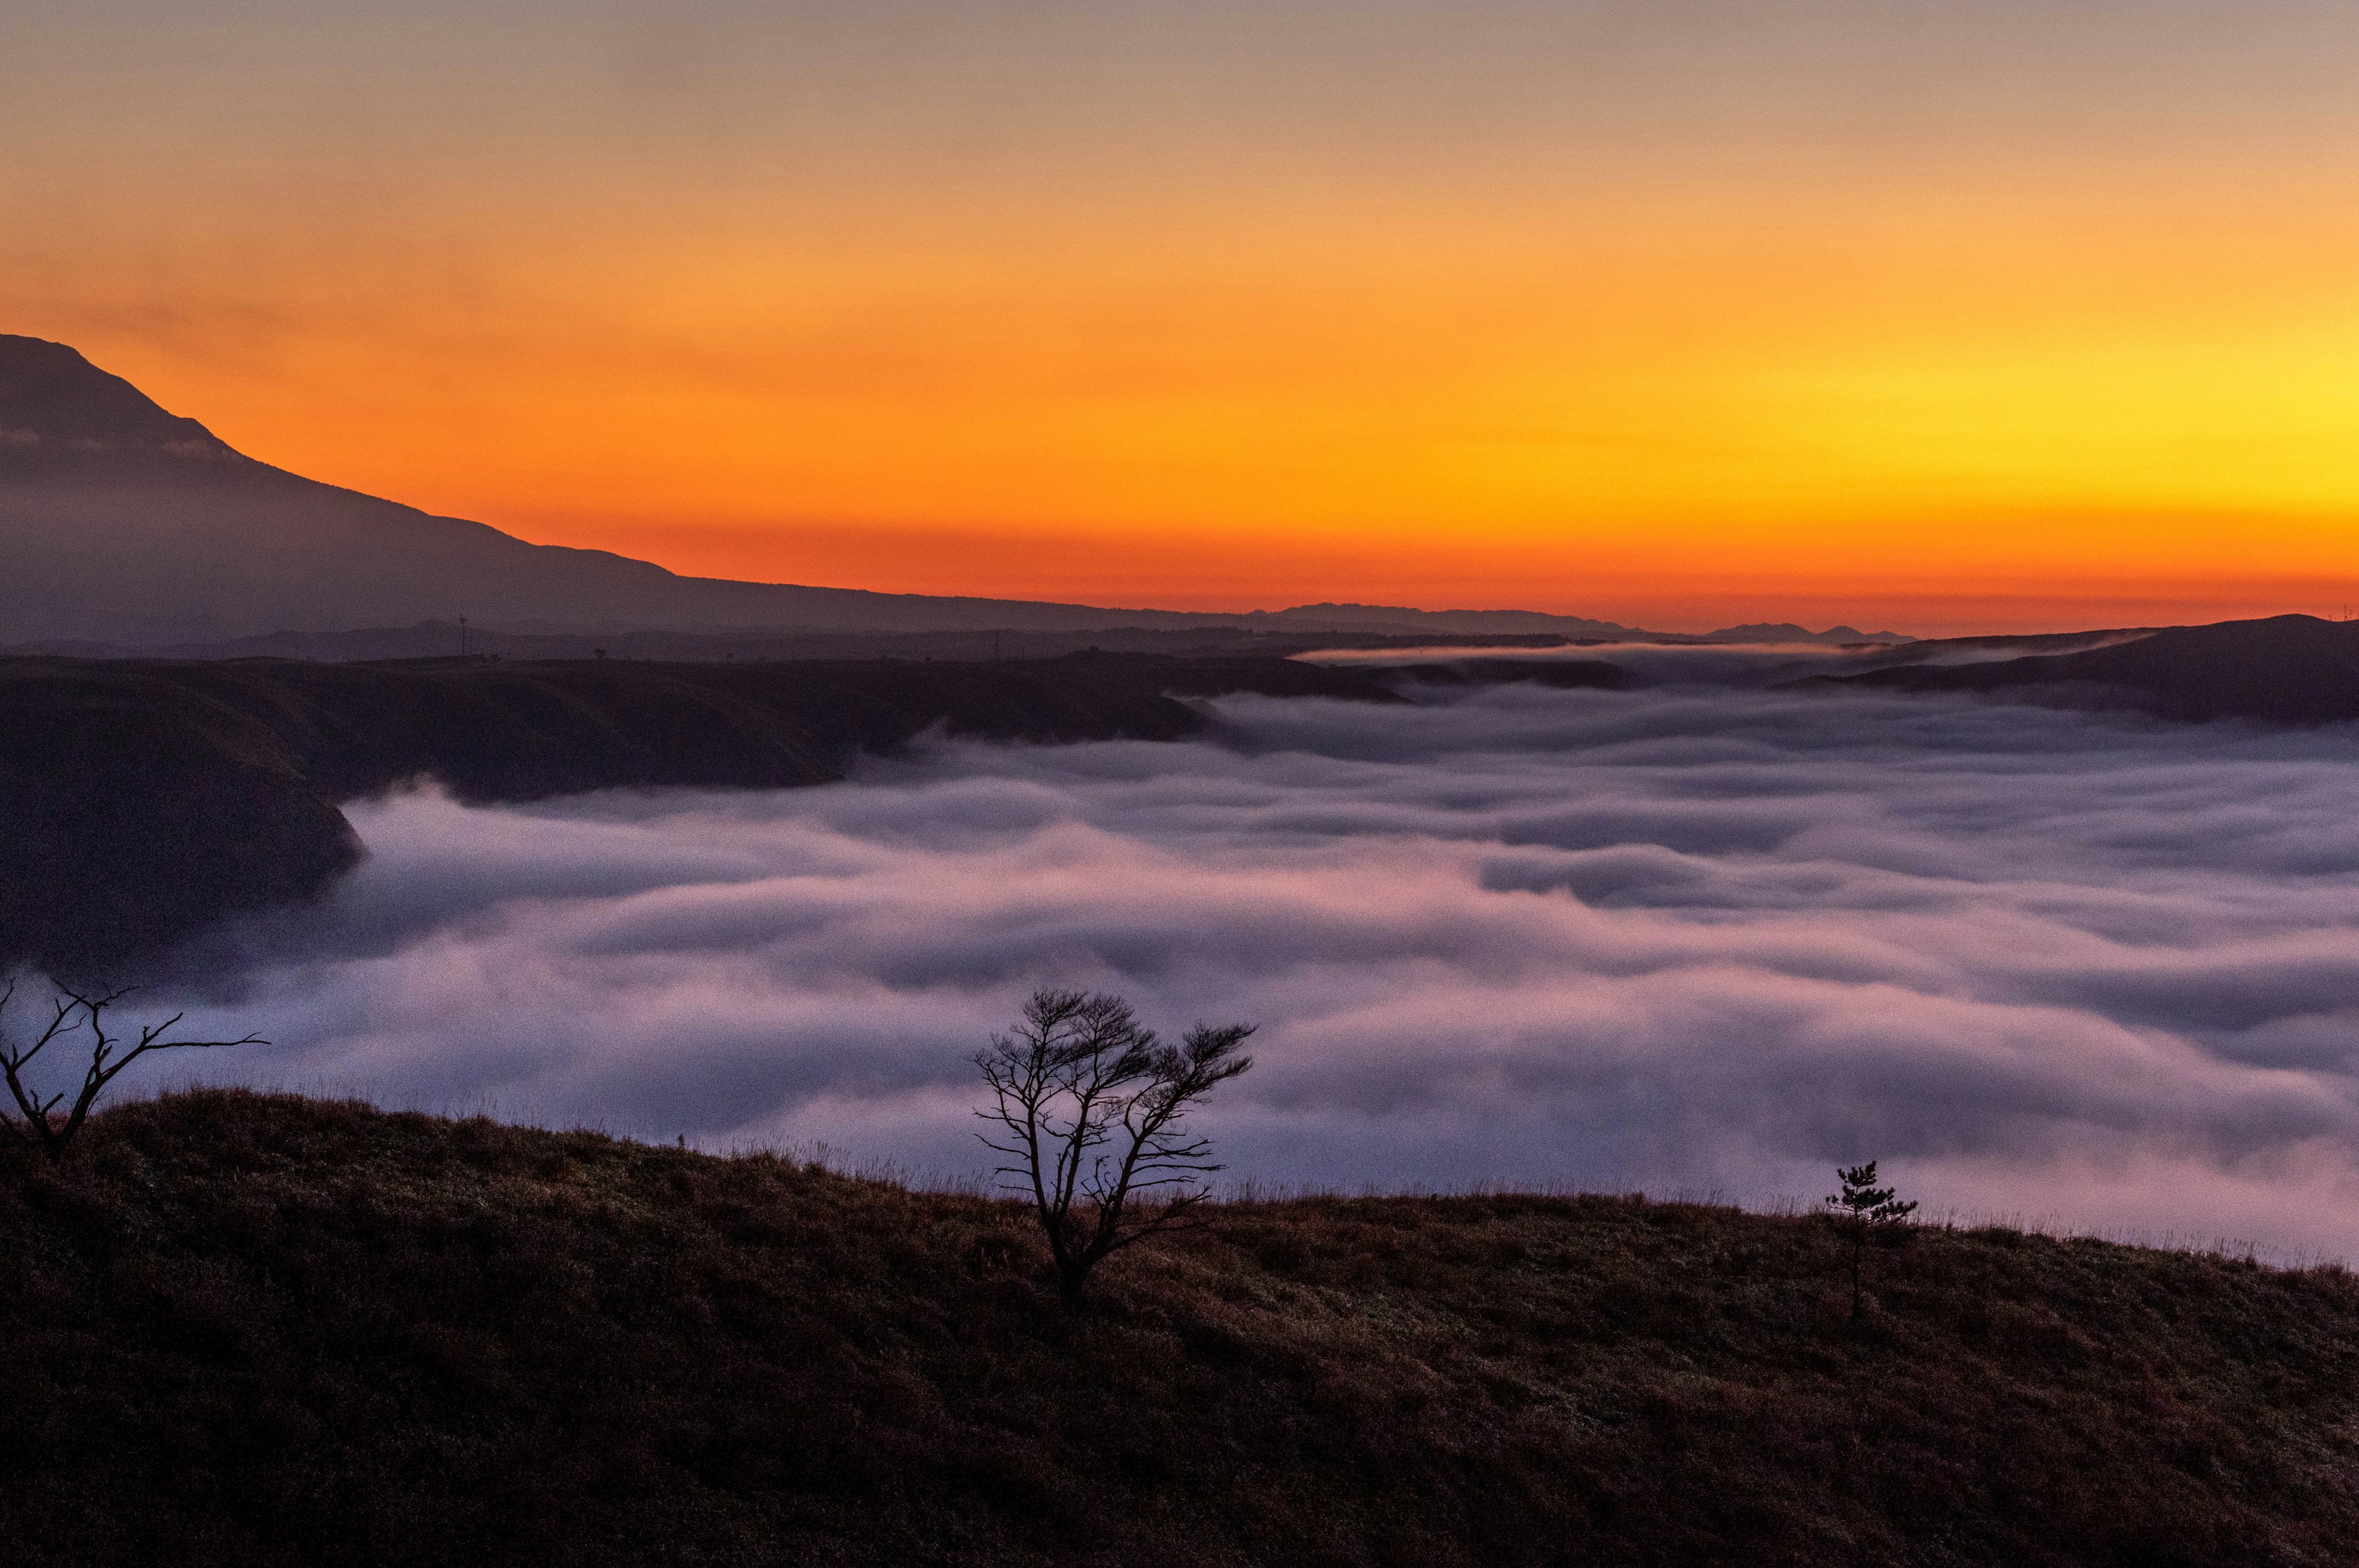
156, 677, 2359, 1257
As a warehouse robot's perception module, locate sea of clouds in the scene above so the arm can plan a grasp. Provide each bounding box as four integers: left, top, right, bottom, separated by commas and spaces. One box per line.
147, 674, 2359, 1256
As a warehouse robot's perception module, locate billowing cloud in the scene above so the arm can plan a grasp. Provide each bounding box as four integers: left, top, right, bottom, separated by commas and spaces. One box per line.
130, 681, 2359, 1256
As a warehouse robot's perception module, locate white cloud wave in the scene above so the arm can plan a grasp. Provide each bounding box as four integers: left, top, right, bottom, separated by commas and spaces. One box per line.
144, 682, 2359, 1256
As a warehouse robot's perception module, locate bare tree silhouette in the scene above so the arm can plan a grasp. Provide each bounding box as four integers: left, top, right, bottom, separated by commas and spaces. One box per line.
0, 983, 262, 1158
974, 988, 1253, 1308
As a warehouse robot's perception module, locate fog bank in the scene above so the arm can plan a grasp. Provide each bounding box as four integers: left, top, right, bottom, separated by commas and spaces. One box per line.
145, 682, 2359, 1255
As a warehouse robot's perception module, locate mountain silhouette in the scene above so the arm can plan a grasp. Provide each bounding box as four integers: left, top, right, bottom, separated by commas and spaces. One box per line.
0, 335, 243, 457
0, 337, 1915, 648
1701, 622, 1908, 645
0, 337, 1286, 644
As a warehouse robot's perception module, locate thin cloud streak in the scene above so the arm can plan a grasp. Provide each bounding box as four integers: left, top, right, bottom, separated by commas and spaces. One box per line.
155, 684, 2359, 1255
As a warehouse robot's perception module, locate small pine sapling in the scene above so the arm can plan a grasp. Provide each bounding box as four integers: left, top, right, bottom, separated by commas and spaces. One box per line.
1826, 1161, 1918, 1320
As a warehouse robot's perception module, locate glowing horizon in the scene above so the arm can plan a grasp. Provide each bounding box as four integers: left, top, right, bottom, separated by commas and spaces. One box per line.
9, 0, 2358, 636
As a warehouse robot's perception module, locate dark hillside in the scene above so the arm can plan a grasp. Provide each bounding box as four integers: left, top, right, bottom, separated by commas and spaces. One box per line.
0, 653, 1399, 975
0, 618, 1592, 665
1392, 658, 1635, 690
3, 1091, 2355, 1566
0, 672, 364, 976
1815, 615, 2359, 724
82, 652, 1399, 802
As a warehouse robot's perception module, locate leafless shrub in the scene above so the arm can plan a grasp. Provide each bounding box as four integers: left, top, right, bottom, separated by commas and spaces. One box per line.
0, 982, 262, 1158
974, 987, 1253, 1308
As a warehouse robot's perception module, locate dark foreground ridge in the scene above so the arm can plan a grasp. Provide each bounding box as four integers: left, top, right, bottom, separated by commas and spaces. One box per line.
0, 653, 1400, 973
4, 1090, 2355, 1566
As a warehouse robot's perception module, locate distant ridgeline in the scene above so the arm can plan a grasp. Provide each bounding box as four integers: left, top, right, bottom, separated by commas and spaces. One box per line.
0, 335, 1907, 647
0, 653, 1402, 977
1801, 614, 2359, 725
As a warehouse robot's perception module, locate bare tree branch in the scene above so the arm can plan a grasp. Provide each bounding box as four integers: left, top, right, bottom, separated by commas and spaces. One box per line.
0, 984, 262, 1158
974, 988, 1253, 1308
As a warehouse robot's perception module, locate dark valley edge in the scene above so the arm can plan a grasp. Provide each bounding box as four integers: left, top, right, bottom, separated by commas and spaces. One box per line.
0, 653, 1402, 975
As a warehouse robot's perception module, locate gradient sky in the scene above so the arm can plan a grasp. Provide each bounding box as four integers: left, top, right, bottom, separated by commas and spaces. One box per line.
7, 1, 2358, 633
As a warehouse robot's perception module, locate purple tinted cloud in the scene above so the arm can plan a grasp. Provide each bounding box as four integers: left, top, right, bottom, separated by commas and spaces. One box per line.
146, 682, 2359, 1256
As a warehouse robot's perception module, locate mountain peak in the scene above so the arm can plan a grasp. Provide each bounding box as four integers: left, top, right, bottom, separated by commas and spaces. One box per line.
0, 335, 244, 459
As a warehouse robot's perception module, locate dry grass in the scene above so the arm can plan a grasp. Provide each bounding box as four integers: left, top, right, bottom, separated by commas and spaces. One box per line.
4, 1090, 2355, 1566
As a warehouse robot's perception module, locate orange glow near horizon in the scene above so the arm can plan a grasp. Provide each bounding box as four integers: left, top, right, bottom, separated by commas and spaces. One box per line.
8, 1, 2359, 635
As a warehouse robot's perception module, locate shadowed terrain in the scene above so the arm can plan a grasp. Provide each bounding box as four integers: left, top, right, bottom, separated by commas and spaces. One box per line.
2, 1090, 2353, 1567
0, 619, 1592, 665
1389, 657, 1636, 690
1813, 615, 2359, 724
0, 653, 1401, 975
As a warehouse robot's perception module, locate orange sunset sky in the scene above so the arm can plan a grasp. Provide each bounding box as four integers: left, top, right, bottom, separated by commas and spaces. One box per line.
7, 0, 2358, 634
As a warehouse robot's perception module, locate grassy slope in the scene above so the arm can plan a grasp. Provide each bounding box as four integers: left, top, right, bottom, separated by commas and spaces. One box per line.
5, 1092, 2355, 1567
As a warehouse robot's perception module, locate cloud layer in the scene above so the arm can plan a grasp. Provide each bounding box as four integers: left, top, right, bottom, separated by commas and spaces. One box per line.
138, 682, 2359, 1255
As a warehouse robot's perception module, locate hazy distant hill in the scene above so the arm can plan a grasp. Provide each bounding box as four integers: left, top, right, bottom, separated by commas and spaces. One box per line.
0, 620, 1606, 666
1702, 621, 1907, 645
0, 336, 1905, 647
1819, 614, 2359, 724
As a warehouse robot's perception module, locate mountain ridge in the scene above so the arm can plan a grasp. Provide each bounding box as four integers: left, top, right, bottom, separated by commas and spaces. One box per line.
0, 335, 1907, 646
1811, 614, 2359, 724
0, 333, 243, 458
